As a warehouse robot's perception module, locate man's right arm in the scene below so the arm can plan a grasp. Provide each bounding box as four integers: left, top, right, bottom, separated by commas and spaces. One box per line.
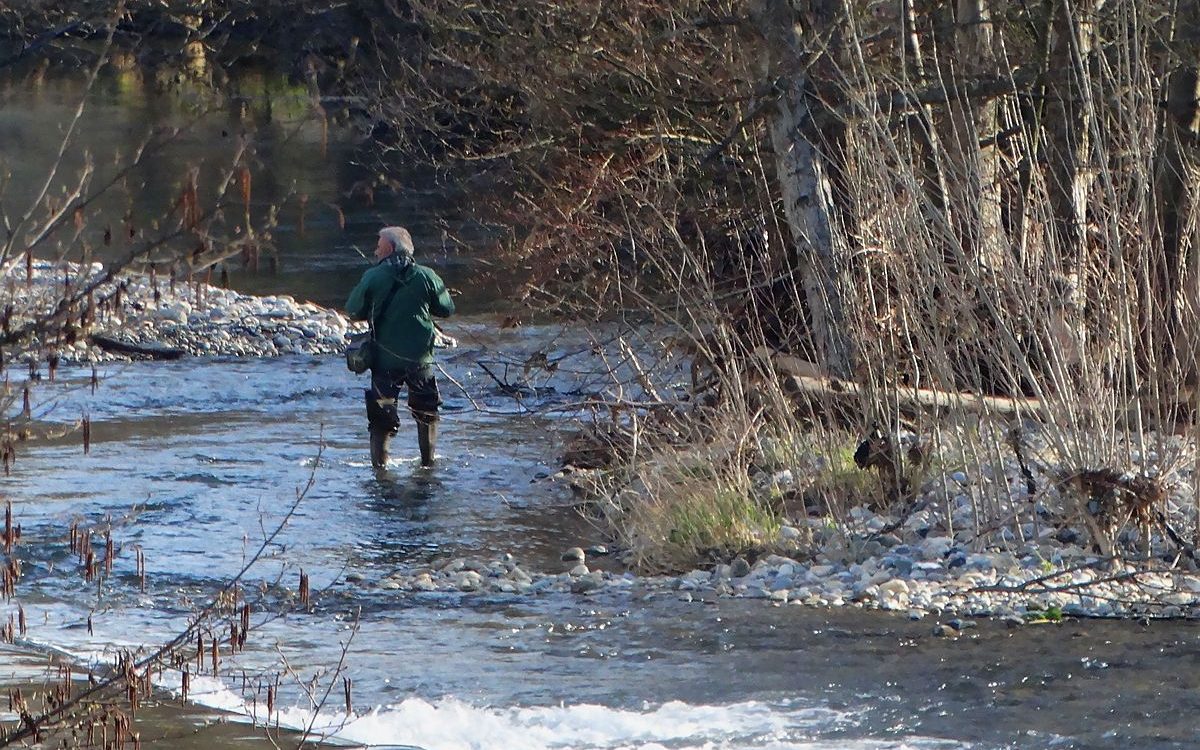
426, 269, 455, 318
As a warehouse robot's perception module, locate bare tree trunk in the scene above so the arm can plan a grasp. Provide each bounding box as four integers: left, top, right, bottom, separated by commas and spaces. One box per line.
752, 0, 854, 379
901, 0, 952, 229
948, 0, 1008, 267
1158, 0, 1200, 381
1047, 0, 1105, 268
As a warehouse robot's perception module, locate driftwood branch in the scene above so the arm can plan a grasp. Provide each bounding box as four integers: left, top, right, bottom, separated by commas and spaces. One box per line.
90, 334, 185, 360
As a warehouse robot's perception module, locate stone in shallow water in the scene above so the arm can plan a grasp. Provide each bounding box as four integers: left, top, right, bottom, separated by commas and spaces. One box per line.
457, 572, 483, 591
682, 568, 711, 585
561, 547, 586, 562
571, 572, 604, 594
507, 567, 533, 584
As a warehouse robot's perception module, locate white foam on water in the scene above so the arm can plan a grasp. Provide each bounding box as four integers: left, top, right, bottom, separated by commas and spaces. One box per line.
11, 634, 969, 750
167, 681, 968, 750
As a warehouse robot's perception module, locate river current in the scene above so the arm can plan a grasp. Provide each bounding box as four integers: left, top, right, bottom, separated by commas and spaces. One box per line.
0, 67, 1198, 750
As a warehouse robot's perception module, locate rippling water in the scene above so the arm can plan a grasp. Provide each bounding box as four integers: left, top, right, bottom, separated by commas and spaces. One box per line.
3, 67, 1200, 750
3, 343, 1200, 750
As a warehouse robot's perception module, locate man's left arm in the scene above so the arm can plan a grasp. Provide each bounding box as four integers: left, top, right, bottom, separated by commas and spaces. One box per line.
345, 276, 372, 321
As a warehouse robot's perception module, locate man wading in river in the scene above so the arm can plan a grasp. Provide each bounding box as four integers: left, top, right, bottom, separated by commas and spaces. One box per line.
346, 226, 455, 468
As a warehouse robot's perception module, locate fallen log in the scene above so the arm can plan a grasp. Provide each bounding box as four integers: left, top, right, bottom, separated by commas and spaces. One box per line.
750, 346, 1048, 420
781, 374, 1047, 420
90, 334, 186, 360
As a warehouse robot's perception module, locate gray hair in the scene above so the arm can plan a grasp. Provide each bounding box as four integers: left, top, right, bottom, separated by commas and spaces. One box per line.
379, 226, 415, 259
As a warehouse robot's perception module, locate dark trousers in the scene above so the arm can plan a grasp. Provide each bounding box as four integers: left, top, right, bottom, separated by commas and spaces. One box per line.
366, 364, 441, 434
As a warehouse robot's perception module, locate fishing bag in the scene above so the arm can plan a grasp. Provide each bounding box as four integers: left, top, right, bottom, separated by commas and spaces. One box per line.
345, 276, 402, 374
344, 330, 374, 374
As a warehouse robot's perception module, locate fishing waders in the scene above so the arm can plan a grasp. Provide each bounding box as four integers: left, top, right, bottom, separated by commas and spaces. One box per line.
417, 419, 437, 467
366, 389, 401, 469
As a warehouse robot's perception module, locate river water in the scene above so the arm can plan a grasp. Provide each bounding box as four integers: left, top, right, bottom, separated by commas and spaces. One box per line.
0, 67, 1198, 750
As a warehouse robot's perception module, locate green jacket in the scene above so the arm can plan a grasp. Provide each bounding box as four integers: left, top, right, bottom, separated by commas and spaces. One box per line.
345, 259, 454, 370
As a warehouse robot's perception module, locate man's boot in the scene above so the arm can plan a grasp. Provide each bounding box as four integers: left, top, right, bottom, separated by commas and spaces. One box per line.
417, 420, 438, 467
366, 388, 399, 469
369, 427, 391, 469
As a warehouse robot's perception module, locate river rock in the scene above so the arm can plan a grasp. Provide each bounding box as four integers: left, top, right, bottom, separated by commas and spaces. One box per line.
779, 525, 802, 541
456, 571, 483, 591
878, 579, 909, 597
932, 623, 959, 637
561, 547, 586, 562
507, 567, 533, 584
571, 572, 604, 594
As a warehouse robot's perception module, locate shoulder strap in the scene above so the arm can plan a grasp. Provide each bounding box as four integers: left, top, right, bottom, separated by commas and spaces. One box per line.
369, 273, 404, 333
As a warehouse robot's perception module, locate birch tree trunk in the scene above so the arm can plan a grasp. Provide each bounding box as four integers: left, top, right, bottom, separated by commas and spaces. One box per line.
948, 0, 1007, 268
1047, 0, 1105, 268
752, 0, 854, 379
901, 0, 951, 229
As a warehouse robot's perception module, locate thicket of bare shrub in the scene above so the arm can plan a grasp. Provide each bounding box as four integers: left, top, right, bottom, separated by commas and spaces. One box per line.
362, 0, 1200, 570
0, 9, 353, 744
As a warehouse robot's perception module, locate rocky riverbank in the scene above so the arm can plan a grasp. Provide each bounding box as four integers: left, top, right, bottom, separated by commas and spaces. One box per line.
10, 260, 355, 363
371, 536, 1200, 631
369, 423, 1200, 627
